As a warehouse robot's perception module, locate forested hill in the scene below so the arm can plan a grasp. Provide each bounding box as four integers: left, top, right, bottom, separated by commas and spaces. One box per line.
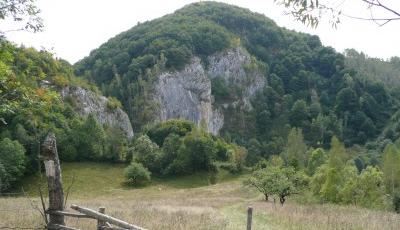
74, 1, 399, 158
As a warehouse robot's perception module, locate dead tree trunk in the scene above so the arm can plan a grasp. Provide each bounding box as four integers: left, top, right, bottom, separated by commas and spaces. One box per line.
41, 132, 65, 227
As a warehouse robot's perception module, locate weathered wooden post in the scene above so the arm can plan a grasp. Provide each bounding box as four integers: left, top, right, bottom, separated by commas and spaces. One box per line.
97, 207, 106, 230
40, 132, 65, 228
247, 206, 253, 230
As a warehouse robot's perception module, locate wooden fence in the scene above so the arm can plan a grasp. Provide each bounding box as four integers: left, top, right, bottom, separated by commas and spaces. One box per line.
40, 133, 146, 230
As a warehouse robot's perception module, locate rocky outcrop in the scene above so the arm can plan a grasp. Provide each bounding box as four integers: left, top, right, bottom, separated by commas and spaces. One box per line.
153, 47, 266, 135
207, 47, 266, 108
61, 86, 134, 139
154, 58, 224, 135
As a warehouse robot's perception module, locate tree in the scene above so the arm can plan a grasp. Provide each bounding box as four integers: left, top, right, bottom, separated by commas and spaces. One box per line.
174, 130, 217, 173
281, 128, 308, 169
355, 166, 386, 208
0, 0, 43, 34
246, 138, 262, 166
131, 135, 160, 173
245, 165, 308, 205
77, 114, 106, 160
274, 0, 400, 27
231, 145, 247, 172
124, 162, 151, 185
245, 166, 280, 201
159, 133, 182, 174
146, 119, 194, 146
381, 142, 400, 195
307, 148, 327, 175
0, 138, 26, 191
313, 136, 347, 202
336, 88, 358, 113
104, 126, 128, 161
0, 40, 33, 123
289, 100, 309, 128
337, 164, 386, 208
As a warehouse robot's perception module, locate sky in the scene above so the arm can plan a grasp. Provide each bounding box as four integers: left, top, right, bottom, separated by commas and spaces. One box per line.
1, 0, 399, 64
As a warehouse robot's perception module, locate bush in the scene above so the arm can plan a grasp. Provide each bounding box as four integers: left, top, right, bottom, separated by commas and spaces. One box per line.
217, 162, 239, 174
0, 138, 26, 191
146, 119, 194, 146
174, 130, 217, 174
60, 145, 78, 161
53, 75, 69, 88
106, 97, 122, 110
124, 162, 151, 185
131, 135, 160, 172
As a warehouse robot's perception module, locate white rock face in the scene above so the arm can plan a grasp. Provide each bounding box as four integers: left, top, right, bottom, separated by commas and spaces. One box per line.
61, 86, 134, 139
154, 58, 224, 135
153, 47, 266, 135
207, 47, 266, 109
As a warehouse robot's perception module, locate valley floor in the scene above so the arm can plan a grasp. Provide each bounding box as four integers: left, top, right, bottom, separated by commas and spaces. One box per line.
1, 163, 399, 230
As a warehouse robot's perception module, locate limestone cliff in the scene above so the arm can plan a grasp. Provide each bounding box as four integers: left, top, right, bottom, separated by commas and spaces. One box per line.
153, 47, 266, 135
61, 86, 134, 139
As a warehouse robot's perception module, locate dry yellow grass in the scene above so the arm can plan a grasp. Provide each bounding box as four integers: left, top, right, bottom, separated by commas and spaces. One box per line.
1, 163, 399, 229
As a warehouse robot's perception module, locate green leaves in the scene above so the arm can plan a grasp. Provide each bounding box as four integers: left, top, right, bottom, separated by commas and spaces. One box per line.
0, 138, 26, 191
124, 162, 151, 185
245, 164, 309, 204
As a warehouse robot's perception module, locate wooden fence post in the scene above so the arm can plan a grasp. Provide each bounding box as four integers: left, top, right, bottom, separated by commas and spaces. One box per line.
247, 206, 253, 230
41, 132, 65, 228
97, 207, 106, 230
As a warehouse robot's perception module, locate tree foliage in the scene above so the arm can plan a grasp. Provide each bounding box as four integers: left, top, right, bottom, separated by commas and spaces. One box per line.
0, 138, 26, 191
124, 162, 151, 185
274, 0, 400, 27
0, 0, 43, 33
245, 164, 308, 205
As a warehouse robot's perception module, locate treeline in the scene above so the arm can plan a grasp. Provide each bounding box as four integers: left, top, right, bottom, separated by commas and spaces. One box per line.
345, 49, 400, 88
124, 119, 247, 185
246, 128, 400, 212
0, 39, 129, 191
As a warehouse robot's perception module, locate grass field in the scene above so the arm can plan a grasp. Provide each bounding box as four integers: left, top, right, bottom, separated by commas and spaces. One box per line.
1, 162, 399, 229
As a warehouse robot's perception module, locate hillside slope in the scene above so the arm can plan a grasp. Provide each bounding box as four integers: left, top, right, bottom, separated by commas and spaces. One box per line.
74, 1, 398, 157
0, 39, 133, 190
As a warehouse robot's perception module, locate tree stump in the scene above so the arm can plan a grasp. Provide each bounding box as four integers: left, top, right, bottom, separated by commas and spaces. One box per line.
41, 132, 65, 227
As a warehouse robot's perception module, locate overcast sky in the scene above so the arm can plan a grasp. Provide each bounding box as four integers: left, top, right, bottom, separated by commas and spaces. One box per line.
1, 0, 399, 64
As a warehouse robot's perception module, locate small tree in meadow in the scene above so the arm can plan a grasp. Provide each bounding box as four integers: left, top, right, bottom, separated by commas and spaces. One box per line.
245, 165, 308, 205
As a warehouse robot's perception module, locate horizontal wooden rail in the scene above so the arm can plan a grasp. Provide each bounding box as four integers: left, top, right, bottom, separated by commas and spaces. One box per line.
71, 204, 146, 230
48, 224, 79, 230
102, 227, 128, 230
46, 210, 95, 219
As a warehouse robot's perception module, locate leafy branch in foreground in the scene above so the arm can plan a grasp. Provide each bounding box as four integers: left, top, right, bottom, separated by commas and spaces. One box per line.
0, 0, 43, 34
274, 0, 400, 27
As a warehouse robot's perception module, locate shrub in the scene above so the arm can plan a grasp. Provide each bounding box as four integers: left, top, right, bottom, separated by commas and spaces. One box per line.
131, 135, 161, 172
124, 162, 151, 185
60, 145, 78, 161
106, 97, 122, 110
53, 75, 69, 88
146, 119, 194, 146
0, 138, 26, 191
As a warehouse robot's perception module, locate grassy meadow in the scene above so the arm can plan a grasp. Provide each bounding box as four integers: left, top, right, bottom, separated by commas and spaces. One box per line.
1, 162, 399, 230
